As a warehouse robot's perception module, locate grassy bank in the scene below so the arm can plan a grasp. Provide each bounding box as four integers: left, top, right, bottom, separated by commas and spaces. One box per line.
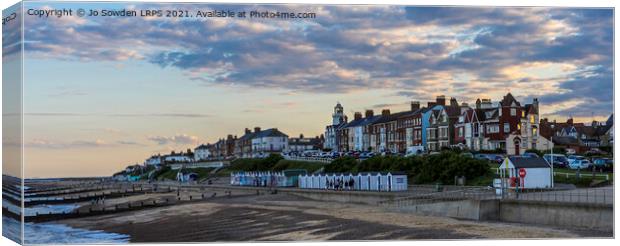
217, 155, 326, 176
153, 167, 216, 181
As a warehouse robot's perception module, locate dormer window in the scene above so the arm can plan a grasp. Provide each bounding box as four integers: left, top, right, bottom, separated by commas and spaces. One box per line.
511, 108, 516, 116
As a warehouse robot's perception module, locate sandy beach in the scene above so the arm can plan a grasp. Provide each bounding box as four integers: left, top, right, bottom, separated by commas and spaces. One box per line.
58, 192, 609, 242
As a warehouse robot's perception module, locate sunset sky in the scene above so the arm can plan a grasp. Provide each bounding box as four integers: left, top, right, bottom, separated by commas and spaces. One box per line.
2, 2, 613, 178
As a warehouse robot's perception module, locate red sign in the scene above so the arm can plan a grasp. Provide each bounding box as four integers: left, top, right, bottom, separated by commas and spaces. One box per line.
519, 168, 527, 178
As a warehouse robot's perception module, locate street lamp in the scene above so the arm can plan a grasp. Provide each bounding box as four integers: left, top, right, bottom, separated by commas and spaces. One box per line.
550, 125, 554, 188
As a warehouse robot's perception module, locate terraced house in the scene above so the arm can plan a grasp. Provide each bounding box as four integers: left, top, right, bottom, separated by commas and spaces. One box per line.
454, 93, 552, 155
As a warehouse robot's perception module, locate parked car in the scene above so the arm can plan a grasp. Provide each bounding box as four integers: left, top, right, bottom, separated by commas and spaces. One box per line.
567, 155, 586, 165
359, 152, 376, 159
592, 158, 613, 170
585, 148, 605, 155
493, 154, 505, 164
474, 153, 490, 160
405, 146, 426, 157
522, 152, 539, 158
543, 154, 569, 168
569, 159, 592, 170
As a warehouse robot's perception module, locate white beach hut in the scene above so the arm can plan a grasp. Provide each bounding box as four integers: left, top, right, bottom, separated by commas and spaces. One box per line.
388, 172, 408, 191
500, 156, 552, 189
319, 174, 327, 189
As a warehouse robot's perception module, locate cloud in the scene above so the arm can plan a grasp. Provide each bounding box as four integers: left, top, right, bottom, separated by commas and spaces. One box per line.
21, 4, 613, 118
147, 134, 199, 145
117, 140, 146, 146
16, 112, 211, 118
25, 139, 112, 149
110, 113, 211, 118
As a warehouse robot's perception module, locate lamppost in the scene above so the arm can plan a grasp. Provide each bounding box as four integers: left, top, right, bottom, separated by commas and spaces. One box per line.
550, 125, 554, 188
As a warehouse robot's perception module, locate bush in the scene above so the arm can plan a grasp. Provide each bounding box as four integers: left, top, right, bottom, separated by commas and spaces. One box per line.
272, 160, 325, 173
324, 157, 358, 173
412, 151, 490, 184
323, 151, 490, 185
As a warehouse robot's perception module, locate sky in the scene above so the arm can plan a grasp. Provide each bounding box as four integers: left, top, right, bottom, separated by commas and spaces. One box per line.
1, 2, 614, 178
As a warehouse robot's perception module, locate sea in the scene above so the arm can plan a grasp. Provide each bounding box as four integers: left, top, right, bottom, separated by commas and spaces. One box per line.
2, 199, 130, 244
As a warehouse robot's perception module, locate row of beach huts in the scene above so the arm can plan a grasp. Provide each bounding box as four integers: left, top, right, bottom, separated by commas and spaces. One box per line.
230, 171, 408, 192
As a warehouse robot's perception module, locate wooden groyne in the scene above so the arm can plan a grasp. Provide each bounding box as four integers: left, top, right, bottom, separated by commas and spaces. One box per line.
3, 192, 244, 223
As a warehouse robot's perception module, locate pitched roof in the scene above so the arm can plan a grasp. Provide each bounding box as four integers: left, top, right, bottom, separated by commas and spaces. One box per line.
499, 93, 521, 107
444, 105, 462, 117
373, 111, 411, 124
344, 115, 382, 128
508, 156, 550, 168
552, 136, 580, 146
254, 128, 288, 138
195, 144, 210, 149
238, 131, 257, 141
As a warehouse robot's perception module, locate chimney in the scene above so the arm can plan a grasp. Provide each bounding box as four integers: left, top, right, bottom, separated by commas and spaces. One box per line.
567, 118, 573, 125
254, 127, 261, 133
344, 115, 348, 122
461, 102, 469, 107
411, 101, 420, 111
354, 112, 362, 120
245, 128, 251, 134
450, 97, 458, 107
382, 109, 391, 116
436, 95, 446, 106
427, 102, 436, 108
299, 134, 304, 139
365, 109, 374, 118
475, 98, 481, 109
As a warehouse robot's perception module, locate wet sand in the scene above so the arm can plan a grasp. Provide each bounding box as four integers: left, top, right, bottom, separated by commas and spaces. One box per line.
59, 193, 608, 242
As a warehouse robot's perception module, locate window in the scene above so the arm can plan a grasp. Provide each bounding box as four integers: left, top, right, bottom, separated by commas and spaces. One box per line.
511, 108, 516, 116
530, 115, 535, 123
532, 127, 537, 136
458, 128, 464, 137
504, 123, 510, 133
486, 125, 499, 133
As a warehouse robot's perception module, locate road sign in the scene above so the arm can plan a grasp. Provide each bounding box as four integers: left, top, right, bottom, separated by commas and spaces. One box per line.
519, 168, 527, 178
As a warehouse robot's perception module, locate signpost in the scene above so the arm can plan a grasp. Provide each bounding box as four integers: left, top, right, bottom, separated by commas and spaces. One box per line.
518, 168, 526, 191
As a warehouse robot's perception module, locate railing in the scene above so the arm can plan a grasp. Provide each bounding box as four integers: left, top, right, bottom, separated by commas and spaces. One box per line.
379, 185, 613, 208
502, 188, 613, 205
378, 186, 495, 207
283, 156, 333, 163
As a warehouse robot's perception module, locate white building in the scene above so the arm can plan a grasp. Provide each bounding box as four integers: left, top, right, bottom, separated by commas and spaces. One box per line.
145, 155, 162, 166
324, 102, 347, 151
251, 128, 289, 154
500, 156, 552, 188
288, 134, 322, 152
164, 153, 193, 163
194, 144, 212, 161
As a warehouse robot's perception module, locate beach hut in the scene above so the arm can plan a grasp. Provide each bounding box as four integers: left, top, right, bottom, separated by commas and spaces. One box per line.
500, 156, 552, 189
313, 174, 321, 189
369, 172, 380, 191
388, 172, 408, 191
353, 173, 361, 190
318, 174, 326, 189
299, 174, 306, 188
379, 172, 390, 191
